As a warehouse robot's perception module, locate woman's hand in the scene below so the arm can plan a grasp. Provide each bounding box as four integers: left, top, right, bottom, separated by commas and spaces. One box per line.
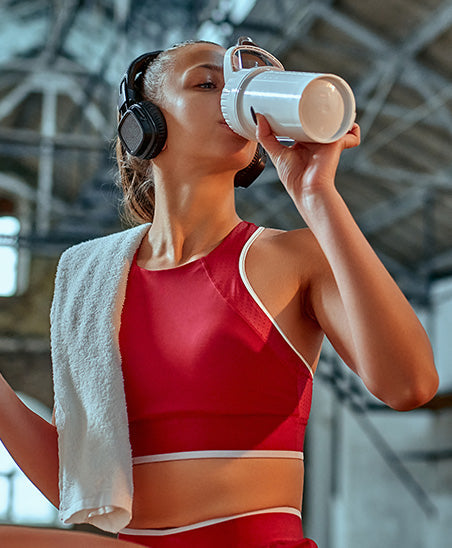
254, 113, 360, 199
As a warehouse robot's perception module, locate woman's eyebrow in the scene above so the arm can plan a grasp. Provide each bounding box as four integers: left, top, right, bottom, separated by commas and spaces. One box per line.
187, 63, 223, 73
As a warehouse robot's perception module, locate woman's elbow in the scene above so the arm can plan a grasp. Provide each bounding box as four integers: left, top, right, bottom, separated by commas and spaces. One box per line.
387, 370, 440, 412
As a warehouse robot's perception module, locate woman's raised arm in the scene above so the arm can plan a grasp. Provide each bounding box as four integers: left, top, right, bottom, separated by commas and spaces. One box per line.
255, 116, 439, 411
0, 372, 59, 507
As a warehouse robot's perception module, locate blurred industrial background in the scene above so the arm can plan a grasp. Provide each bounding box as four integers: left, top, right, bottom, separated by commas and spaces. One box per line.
0, 1, 452, 547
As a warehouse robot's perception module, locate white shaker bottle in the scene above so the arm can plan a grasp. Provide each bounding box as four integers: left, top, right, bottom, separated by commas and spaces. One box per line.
221, 45, 356, 143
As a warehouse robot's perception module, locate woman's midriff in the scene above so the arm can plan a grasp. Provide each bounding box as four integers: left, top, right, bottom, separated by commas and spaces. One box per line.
127, 457, 304, 529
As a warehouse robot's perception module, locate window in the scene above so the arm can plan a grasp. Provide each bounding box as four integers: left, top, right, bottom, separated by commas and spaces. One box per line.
0, 215, 20, 297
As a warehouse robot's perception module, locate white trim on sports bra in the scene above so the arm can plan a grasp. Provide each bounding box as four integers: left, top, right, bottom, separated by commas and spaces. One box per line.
119, 506, 302, 535
239, 226, 314, 378
132, 449, 304, 465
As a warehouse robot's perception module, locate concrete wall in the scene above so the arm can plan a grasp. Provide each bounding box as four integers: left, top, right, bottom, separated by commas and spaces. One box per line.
304, 280, 452, 548
0, 253, 57, 408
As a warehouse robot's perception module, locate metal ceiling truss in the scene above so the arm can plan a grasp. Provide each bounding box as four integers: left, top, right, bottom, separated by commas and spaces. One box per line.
207, 0, 452, 302
0, 0, 452, 303
0, 66, 112, 235
351, 1, 452, 136
356, 188, 431, 236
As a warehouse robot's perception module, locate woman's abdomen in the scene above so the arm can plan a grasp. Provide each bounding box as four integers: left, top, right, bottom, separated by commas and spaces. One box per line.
128, 457, 304, 529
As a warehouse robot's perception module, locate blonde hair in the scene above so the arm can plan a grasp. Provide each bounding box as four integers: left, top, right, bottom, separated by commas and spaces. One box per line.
115, 41, 218, 227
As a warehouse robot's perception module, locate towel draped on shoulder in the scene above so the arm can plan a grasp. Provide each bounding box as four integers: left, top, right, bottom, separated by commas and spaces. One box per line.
50, 222, 151, 533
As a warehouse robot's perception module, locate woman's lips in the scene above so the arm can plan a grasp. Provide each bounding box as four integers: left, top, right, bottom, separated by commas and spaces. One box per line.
219, 120, 234, 130
218, 120, 248, 140
219, 120, 231, 130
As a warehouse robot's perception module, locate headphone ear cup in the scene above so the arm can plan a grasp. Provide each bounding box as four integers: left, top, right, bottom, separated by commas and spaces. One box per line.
118, 101, 167, 159
139, 102, 167, 158
234, 144, 267, 188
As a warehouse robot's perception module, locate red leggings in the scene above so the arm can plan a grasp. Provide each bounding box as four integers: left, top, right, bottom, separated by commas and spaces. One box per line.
117, 508, 318, 548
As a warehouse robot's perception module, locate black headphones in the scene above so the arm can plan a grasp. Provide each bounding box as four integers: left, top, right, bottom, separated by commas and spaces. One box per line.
117, 50, 266, 188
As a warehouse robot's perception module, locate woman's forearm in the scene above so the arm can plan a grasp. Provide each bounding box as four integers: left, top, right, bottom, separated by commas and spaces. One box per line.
298, 186, 439, 410
0, 373, 59, 507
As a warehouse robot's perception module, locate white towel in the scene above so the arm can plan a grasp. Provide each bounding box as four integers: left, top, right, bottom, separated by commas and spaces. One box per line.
50, 222, 151, 533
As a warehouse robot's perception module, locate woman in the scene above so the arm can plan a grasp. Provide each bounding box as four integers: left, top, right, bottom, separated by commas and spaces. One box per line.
0, 39, 439, 548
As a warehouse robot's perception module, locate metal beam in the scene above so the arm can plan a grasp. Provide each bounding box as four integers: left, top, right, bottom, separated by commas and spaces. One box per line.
0, 69, 110, 130
64, 86, 110, 130
294, 34, 452, 135
350, 161, 452, 190
272, 4, 320, 56
378, 101, 452, 136
0, 1, 49, 65
0, 127, 107, 151
357, 188, 429, 236
314, 3, 389, 55
39, 0, 80, 65
251, 188, 295, 227
418, 248, 452, 277
316, 354, 438, 518
401, 67, 452, 134
0, 173, 38, 202
401, 0, 452, 57
318, 8, 452, 142
0, 0, 49, 20
375, 250, 429, 303
0, 172, 81, 217
356, 82, 452, 160
0, 79, 36, 122
354, 0, 452, 138
36, 86, 57, 236
0, 336, 49, 353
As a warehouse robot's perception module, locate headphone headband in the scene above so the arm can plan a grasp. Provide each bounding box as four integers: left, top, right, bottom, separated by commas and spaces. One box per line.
117, 50, 168, 159
118, 50, 163, 118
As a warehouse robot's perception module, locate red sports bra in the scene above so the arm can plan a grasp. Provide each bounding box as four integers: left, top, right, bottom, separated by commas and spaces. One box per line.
118, 220, 313, 465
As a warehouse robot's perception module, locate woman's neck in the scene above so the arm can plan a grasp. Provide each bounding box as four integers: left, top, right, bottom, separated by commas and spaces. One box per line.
144, 172, 242, 268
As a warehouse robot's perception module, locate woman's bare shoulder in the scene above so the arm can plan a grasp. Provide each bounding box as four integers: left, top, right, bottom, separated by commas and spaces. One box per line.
258, 226, 316, 245
255, 226, 325, 271
245, 225, 328, 296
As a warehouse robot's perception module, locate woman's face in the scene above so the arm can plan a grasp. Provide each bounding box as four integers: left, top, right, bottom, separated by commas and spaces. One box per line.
156, 42, 257, 174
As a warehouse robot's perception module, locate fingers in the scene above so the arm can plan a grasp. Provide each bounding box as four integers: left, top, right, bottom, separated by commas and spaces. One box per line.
341, 123, 361, 150
254, 112, 272, 138
256, 113, 360, 150
254, 112, 286, 157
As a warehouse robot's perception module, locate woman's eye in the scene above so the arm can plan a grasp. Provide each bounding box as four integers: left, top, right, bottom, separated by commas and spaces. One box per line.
198, 82, 216, 89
